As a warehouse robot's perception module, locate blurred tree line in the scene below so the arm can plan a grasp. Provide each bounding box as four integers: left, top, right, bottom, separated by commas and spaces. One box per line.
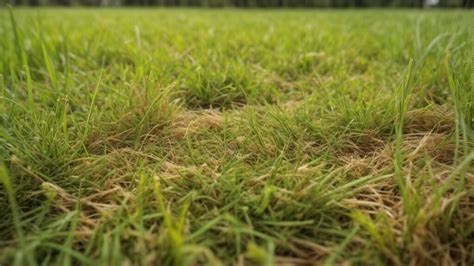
2, 0, 472, 8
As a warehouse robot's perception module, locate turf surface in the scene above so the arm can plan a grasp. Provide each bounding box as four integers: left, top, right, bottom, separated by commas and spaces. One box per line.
0, 8, 473, 265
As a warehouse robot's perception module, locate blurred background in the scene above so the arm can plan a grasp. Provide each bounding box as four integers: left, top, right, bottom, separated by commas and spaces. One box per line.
2, 0, 472, 7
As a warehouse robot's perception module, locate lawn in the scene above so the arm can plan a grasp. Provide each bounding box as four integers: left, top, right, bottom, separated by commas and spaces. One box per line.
0, 8, 473, 265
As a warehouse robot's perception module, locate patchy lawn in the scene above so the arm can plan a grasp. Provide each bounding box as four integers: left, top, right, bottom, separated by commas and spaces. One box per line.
0, 9, 473, 265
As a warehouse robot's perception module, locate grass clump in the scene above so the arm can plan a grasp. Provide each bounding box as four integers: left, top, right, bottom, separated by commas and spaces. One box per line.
0, 8, 473, 265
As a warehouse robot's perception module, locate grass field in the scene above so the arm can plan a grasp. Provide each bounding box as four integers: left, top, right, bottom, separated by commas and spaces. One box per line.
0, 8, 473, 265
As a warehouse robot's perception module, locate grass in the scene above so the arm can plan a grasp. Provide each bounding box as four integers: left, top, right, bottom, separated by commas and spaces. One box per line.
0, 8, 473, 265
